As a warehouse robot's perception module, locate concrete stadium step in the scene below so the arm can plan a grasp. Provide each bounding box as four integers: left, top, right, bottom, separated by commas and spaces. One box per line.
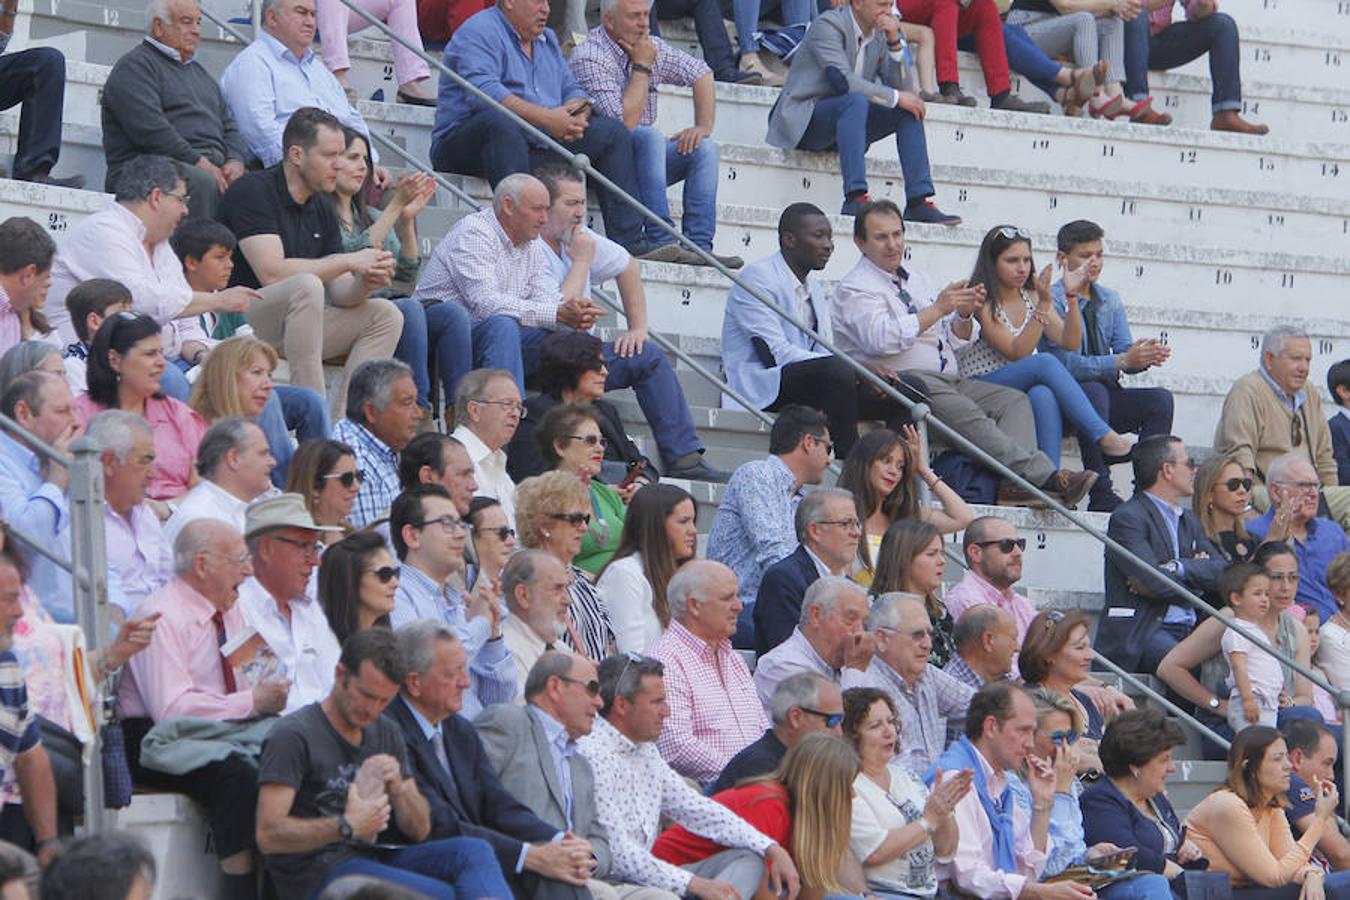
117, 792, 224, 900
1222, 0, 1350, 41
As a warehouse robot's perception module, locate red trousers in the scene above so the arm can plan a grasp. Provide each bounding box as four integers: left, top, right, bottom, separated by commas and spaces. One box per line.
416, 0, 492, 43
896, 0, 1011, 97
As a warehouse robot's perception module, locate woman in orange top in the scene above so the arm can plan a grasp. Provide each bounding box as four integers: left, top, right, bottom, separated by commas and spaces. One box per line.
652, 733, 860, 899
1185, 725, 1347, 899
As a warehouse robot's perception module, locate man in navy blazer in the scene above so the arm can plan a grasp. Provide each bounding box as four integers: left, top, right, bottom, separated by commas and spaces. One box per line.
721, 203, 925, 460
1327, 360, 1350, 486
754, 488, 860, 655
1095, 436, 1226, 673
387, 621, 599, 900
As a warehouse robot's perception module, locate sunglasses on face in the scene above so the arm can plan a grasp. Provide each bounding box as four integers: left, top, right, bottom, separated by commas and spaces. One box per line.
321, 469, 366, 489
550, 512, 593, 527
567, 434, 608, 448
1048, 729, 1080, 745
366, 566, 399, 584
475, 525, 516, 541
974, 538, 1027, 553
1222, 477, 1254, 492
1292, 414, 1303, 447
799, 707, 845, 728
558, 675, 601, 696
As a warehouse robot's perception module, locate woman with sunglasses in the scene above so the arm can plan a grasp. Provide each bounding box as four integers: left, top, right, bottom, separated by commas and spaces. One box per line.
1080, 709, 1205, 886
1158, 542, 1318, 751
76, 312, 207, 502
515, 471, 616, 662
467, 496, 516, 590
597, 483, 698, 655
653, 733, 867, 899
870, 519, 957, 667
957, 226, 1136, 471
839, 687, 970, 899
837, 427, 974, 586
286, 438, 362, 544
318, 530, 398, 645
1020, 610, 1109, 775
534, 403, 632, 577
1193, 454, 1257, 563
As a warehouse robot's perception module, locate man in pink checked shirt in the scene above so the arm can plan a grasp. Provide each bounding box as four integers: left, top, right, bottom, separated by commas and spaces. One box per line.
118, 517, 291, 900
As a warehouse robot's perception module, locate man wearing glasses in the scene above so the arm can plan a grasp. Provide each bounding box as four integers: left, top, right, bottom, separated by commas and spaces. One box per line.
1246, 454, 1350, 622
389, 484, 514, 718
945, 515, 1037, 646
713, 672, 843, 795
1215, 324, 1350, 530
451, 369, 525, 528
1095, 435, 1226, 673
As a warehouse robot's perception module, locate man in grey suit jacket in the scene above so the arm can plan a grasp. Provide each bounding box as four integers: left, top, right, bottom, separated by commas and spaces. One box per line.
721, 203, 925, 459
477, 651, 616, 897
765, 0, 957, 223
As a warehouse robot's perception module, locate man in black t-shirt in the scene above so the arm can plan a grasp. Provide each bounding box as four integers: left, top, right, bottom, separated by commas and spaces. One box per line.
219, 106, 402, 416
256, 628, 512, 899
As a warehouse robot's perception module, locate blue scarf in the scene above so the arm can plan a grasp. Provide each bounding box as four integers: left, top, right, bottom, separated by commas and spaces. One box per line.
930, 736, 1017, 872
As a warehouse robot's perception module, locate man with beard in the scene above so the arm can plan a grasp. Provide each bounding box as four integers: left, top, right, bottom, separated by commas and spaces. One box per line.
501, 550, 575, 699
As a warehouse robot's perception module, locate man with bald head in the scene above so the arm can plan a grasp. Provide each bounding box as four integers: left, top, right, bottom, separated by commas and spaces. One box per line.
649, 560, 769, 785
430, 0, 655, 257
944, 515, 1037, 644
118, 517, 289, 896
501, 550, 576, 700
861, 593, 974, 775
944, 604, 1019, 691
478, 651, 617, 897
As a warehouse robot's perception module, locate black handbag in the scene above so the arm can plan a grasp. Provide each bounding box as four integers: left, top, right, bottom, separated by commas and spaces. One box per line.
1172, 871, 1233, 900
98, 691, 133, 810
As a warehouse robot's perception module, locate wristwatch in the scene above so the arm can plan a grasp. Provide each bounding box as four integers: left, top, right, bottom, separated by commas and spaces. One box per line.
1207, 696, 1222, 711
918, 817, 936, 836
338, 815, 354, 841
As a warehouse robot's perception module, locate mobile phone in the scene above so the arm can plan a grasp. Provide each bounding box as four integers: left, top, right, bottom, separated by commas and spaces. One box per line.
1087, 847, 1136, 871
618, 460, 647, 490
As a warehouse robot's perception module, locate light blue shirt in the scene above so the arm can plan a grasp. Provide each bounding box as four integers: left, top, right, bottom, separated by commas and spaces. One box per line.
1260, 363, 1305, 414
392, 563, 517, 717
530, 705, 576, 830
219, 30, 375, 167
1144, 492, 1194, 627
0, 432, 72, 622
707, 455, 802, 606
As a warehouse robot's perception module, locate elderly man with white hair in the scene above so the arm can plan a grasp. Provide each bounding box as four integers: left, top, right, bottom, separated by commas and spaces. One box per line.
1215, 323, 1350, 527
118, 517, 289, 898
647, 560, 768, 786
752, 575, 873, 710
500, 549, 576, 700
100, 0, 248, 219
859, 592, 974, 775
86, 410, 172, 616
1247, 453, 1350, 622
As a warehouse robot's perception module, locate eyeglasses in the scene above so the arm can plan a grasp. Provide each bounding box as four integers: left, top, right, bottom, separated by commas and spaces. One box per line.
974, 538, 1027, 553
799, 707, 845, 728
1291, 414, 1303, 448
550, 512, 593, 527
809, 434, 834, 456
997, 226, 1032, 240
207, 549, 252, 565
1166, 456, 1197, 470
1276, 480, 1321, 494
163, 190, 191, 205
473, 398, 525, 414
1222, 477, 1254, 492
474, 525, 516, 541
270, 535, 320, 557
320, 469, 366, 489
1048, 729, 1081, 745
558, 675, 601, 696
815, 518, 862, 532
415, 515, 467, 534
567, 434, 607, 448
366, 566, 399, 583
1265, 572, 1300, 583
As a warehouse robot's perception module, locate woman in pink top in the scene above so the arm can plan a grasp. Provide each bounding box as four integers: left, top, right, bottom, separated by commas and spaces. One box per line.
74, 312, 206, 502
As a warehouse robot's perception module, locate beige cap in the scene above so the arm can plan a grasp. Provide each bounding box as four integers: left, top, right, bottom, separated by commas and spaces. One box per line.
244, 492, 344, 539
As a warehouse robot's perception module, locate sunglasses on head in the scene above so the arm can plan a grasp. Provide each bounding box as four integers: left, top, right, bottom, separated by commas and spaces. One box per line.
997, 226, 1032, 240
321, 469, 366, 489
366, 566, 398, 584
974, 538, 1027, 553
1222, 477, 1254, 492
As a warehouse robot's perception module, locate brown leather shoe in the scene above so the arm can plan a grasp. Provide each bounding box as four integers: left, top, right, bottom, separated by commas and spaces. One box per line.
1211, 110, 1269, 135
1044, 469, 1099, 508
997, 480, 1049, 509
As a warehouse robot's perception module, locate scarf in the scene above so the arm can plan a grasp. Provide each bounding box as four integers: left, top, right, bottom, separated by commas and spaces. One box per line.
932, 735, 1017, 872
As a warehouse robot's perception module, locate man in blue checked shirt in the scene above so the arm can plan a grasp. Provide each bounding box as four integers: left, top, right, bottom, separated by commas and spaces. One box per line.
333, 359, 422, 529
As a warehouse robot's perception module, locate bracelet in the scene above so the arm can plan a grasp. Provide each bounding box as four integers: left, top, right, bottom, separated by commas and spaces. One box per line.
925, 476, 941, 488
1032, 802, 1051, 813
631, 62, 653, 75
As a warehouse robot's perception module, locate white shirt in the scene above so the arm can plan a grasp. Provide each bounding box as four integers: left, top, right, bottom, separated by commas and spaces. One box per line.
1223, 617, 1285, 705
941, 743, 1048, 899
105, 502, 172, 615
452, 424, 516, 526
851, 765, 942, 896
831, 258, 978, 374
237, 576, 341, 713
540, 229, 630, 301
161, 479, 262, 570
596, 554, 663, 655
1317, 617, 1350, 692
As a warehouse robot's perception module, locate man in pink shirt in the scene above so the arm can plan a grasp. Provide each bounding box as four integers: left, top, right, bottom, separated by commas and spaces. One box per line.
0, 218, 55, 358
118, 517, 291, 899
944, 516, 1037, 644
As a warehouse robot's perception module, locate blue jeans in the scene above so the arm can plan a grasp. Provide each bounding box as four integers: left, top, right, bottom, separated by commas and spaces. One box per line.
632, 125, 719, 251
796, 93, 933, 202
1098, 874, 1172, 900
473, 317, 703, 466
1077, 382, 1173, 502
1123, 10, 1242, 112
963, 24, 1061, 98
1233, 872, 1350, 899
727, 0, 813, 54
394, 297, 474, 410
261, 385, 331, 487
975, 355, 1111, 459
315, 836, 509, 900
650, 0, 737, 74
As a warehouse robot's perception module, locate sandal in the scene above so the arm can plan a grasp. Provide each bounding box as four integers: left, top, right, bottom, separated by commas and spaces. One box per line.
1089, 94, 1125, 119
1126, 96, 1173, 126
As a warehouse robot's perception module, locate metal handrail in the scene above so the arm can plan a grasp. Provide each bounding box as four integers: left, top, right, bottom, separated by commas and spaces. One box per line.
210, 0, 1349, 732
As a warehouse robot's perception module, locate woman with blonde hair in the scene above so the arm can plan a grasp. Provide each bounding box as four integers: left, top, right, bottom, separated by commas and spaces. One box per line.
188, 334, 329, 485
515, 471, 615, 662
1192, 453, 1256, 563
652, 733, 864, 899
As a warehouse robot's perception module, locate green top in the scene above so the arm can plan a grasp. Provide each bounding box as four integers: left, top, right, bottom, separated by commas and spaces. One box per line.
339, 217, 422, 298
575, 481, 625, 577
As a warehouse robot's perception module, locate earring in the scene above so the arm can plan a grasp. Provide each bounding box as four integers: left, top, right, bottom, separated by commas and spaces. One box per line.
543, 531, 551, 539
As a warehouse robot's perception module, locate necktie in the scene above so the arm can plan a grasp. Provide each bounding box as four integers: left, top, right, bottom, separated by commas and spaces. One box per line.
430, 729, 463, 810
896, 279, 947, 372
1081, 296, 1104, 357
212, 611, 238, 694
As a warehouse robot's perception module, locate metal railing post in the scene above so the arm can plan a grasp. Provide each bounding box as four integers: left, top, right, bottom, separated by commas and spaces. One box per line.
68, 436, 110, 833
